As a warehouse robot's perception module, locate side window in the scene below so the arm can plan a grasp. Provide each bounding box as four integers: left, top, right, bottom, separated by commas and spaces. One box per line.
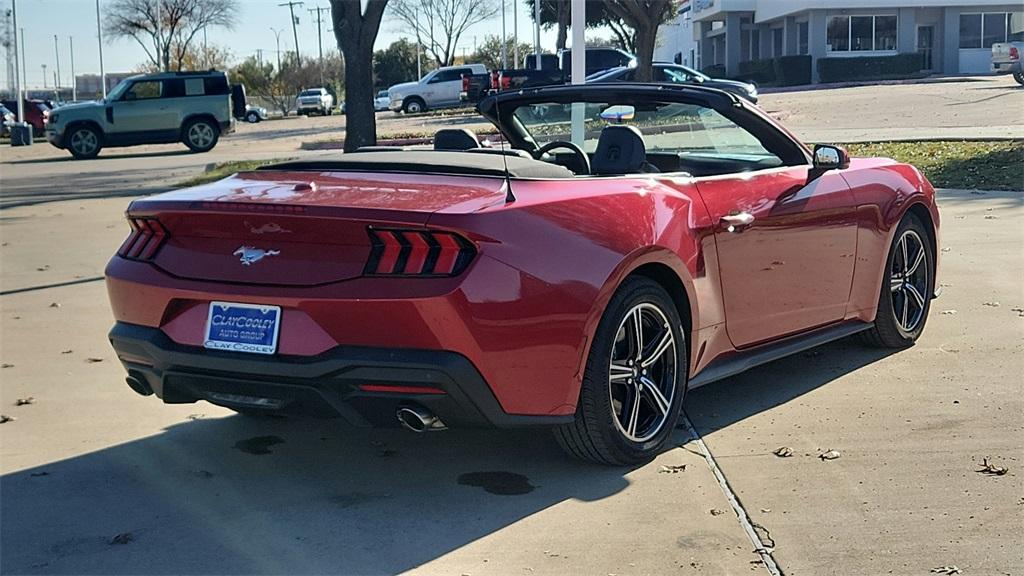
184, 78, 206, 96
162, 79, 185, 98
124, 81, 161, 100
644, 103, 782, 166
662, 68, 691, 83
204, 75, 229, 95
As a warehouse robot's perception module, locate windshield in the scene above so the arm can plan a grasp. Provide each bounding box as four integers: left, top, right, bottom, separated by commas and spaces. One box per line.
586, 68, 622, 82
300, 90, 322, 97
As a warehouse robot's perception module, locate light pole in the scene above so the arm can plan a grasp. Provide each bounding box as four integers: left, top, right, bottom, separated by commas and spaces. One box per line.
42, 64, 47, 89
534, 0, 542, 68
500, 0, 507, 68
271, 27, 284, 71
96, 0, 106, 98
11, 0, 23, 127
54, 34, 61, 96
70, 36, 76, 101
512, 0, 518, 68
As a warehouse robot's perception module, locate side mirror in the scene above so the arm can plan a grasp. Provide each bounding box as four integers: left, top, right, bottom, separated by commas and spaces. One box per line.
812, 144, 850, 170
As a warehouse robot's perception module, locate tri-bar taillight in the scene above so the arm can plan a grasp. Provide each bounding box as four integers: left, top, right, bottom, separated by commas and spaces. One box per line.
117, 217, 168, 261
364, 228, 475, 277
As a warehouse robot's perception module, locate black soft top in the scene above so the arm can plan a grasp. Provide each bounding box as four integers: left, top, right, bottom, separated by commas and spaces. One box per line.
258, 150, 574, 179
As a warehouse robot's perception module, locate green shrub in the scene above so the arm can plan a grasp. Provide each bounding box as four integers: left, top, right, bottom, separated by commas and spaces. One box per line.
773, 55, 812, 86
701, 64, 727, 78
737, 59, 776, 84
817, 53, 925, 83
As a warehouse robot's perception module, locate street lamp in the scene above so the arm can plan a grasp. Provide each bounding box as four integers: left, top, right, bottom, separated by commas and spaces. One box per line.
270, 27, 284, 71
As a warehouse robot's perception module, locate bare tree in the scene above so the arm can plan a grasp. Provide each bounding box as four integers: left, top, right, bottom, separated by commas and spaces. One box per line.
104, 0, 237, 72
389, 0, 499, 67
330, 0, 390, 152
603, 0, 673, 81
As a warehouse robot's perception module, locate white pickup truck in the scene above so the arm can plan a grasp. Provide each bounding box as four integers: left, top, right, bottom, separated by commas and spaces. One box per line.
992, 41, 1024, 85
388, 64, 488, 114
296, 87, 334, 116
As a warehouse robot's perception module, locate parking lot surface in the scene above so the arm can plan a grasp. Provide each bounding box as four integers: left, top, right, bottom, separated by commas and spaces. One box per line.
1, 77, 1022, 575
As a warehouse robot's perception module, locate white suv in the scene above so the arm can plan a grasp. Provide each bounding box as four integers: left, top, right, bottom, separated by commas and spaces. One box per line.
296, 88, 334, 116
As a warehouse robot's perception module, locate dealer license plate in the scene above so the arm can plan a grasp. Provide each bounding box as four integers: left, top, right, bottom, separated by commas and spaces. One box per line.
204, 302, 281, 355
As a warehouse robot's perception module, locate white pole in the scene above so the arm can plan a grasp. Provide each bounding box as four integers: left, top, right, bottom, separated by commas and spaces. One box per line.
96, 0, 106, 98
500, 0, 507, 68
12, 0, 23, 124
570, 0, 585, 146
70, 36, 76, 101
54, 34, 61, 95
534, 0, 541, 68
19, 29, 25, 97
513, 0, 518, 67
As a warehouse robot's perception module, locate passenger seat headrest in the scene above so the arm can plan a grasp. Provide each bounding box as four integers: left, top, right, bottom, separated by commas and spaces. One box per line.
591, 125, 649, 175
434, 128, 481, 151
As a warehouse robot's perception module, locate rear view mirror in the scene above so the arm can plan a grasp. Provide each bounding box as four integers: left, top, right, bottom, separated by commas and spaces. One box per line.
600, 105, 635, 123
812, 144, 850, 170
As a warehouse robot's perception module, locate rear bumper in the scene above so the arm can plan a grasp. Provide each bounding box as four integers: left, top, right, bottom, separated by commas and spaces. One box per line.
993, 61, 1021, 73
109, 322, 572, 429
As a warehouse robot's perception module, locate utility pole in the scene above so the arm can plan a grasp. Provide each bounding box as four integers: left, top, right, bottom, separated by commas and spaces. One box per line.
42, 64, 47, 89
500, 0, 507, 68
156, 0, 163, 70
203, 26, 208, 68
95, 0, 106, 98
53, 34, 60, 96
279, 1, 303, 65
308, 6, 327, 63
270, 27, 284, 71
69, 36, 76, 100
512, 0, 518, 68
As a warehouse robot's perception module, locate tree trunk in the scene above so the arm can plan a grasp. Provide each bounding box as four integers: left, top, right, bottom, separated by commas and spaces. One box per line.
330, 0, 389, 153
632, 23, 656, 82
556, 2, 569, 50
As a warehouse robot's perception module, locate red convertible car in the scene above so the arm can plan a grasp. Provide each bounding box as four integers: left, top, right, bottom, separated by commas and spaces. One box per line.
106, 84, 939, 464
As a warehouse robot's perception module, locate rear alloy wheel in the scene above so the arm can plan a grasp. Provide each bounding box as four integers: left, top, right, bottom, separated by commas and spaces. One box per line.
861, 214, 934, 348
182, 118, 220, 153
555, 277, 686, 465
67, 125, 102, 159
1014, 71, 1024, 86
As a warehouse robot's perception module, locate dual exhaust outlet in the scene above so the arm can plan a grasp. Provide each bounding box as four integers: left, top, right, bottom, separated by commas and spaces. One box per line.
396, 405, 447, 433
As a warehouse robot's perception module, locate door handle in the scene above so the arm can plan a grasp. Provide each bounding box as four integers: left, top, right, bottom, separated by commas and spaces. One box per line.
720, 212, 755, 233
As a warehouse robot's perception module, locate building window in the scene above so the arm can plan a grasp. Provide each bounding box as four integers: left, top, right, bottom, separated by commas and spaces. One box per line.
827, 16, 850, 51
828, 14, 898, 52
961, 13, 1010, 48
772, 28, 783, 56
798, 22, 809, 54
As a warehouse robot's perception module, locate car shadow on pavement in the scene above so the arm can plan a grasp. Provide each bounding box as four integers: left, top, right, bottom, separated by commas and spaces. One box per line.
0, 415, 638, 574
685, 336, 895, 435
7, 149, 194, 164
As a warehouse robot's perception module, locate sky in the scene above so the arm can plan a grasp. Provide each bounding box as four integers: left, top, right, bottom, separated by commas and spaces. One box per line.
5, 0, 562, 91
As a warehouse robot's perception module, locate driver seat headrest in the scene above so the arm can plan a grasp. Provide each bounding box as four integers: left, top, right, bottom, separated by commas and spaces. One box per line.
591, 125, 657, 175
434, 128, 481, 151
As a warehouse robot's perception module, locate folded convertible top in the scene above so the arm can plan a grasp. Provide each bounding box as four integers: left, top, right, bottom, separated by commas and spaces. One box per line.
259, 150, 575, 180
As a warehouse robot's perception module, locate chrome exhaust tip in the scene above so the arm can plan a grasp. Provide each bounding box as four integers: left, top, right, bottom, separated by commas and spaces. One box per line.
396, 405, 447, 432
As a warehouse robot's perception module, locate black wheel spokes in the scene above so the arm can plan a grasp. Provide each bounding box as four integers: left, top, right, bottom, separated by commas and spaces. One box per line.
608, 303, 677, 443
890, 230, 928, 332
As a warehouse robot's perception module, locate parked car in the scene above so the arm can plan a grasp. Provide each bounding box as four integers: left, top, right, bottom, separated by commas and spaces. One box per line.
461, 48, 636, 104
45, 69, 238, 159
992, 40, 1024, 85
1, 99, 50, 136
587, 62, 759, 103
374, 90, 390, 111
105, 83, 940, 465
389, 64, 488, 113
244, 105, 268, 123
296, 88, 334, 116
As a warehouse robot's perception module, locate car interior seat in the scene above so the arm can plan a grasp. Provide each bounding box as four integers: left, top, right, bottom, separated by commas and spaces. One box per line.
590, 125, 660, 176
434, 128, 481, 151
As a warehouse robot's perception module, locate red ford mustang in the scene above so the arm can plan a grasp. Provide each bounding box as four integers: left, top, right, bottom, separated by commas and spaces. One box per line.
106, 84, 939, 464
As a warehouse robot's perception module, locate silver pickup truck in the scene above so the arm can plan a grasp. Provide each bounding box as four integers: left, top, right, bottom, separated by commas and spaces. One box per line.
992, 41, 1024, 85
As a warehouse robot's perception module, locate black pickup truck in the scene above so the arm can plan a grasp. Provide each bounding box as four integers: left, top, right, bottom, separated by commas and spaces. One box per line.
461, 47, 635, 105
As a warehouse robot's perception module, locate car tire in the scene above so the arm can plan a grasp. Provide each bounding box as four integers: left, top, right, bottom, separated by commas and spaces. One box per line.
403, 98, 425, 114
861, 213, 934, 348
325, 107, 333, 116
66, 125, 103, 160
1014, 71, 1024, 86
245, 111, 260, 123
182, 118, 220, 153
554, 276, 687, 466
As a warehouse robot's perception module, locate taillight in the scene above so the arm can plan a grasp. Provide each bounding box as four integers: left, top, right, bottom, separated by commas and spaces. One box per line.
1011, 47, 1020, 60
490, 70, 500, 90
364, 228, 475, 277
117, 216, 168, 261
461, 74, 470, 92
500, 73, 511, 90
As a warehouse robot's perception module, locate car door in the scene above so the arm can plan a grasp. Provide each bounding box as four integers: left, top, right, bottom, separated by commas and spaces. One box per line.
683, 108, 859, 347
430, 69, 465, 106
108, 79, 176, 140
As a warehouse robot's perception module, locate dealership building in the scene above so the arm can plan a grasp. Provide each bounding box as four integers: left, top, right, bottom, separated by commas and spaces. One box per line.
659, 0, 1023, 82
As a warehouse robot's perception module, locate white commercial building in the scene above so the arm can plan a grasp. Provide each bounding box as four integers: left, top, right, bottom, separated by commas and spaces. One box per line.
691, 0, 1023, 81
655, 1, 700, 67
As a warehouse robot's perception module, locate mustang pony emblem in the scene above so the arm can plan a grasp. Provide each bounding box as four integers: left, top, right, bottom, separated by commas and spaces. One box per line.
233, 246, 280, 266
